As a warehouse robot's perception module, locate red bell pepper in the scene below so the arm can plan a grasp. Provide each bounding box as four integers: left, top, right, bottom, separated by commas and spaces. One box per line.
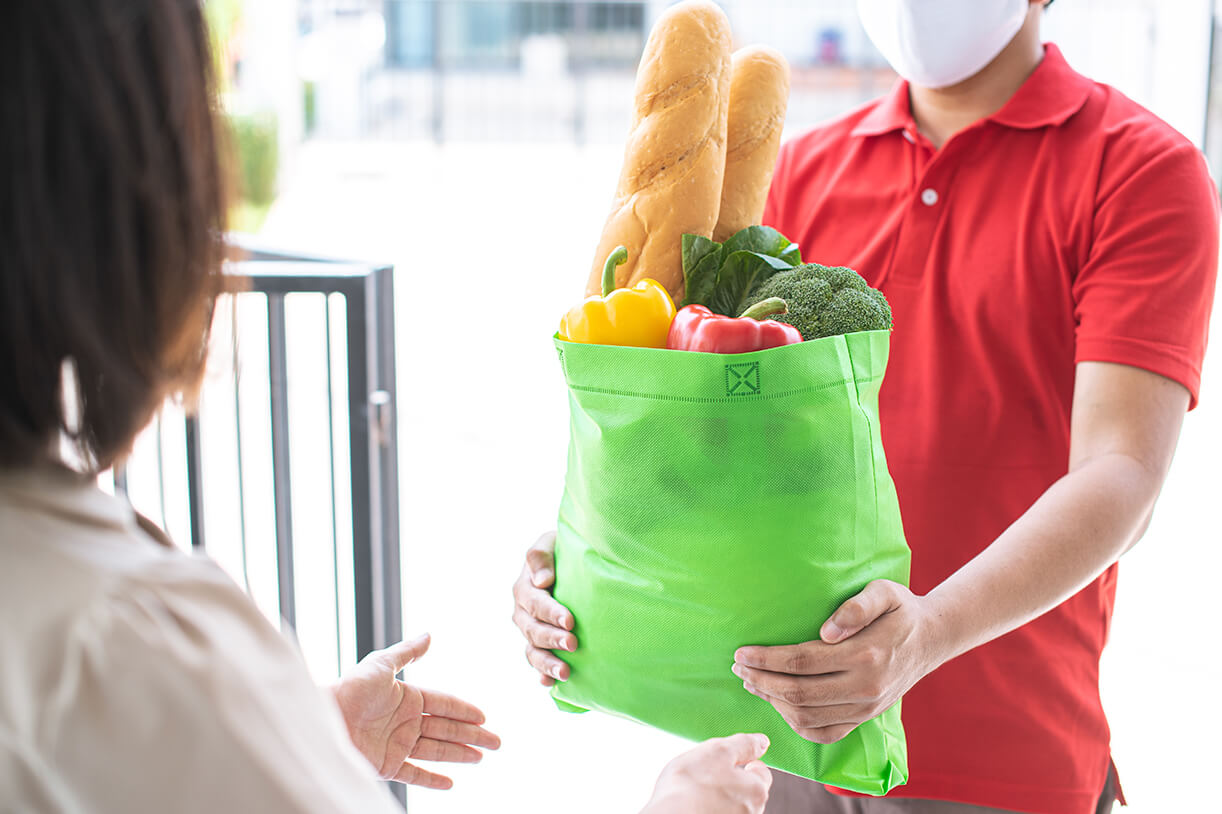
666, 297, 803, 353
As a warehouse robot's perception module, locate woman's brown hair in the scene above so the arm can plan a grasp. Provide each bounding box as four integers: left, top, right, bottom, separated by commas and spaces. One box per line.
0, 0, 226, 472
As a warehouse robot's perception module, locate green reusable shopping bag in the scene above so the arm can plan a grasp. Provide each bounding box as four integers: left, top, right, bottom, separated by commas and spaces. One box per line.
550, 329, 911, 795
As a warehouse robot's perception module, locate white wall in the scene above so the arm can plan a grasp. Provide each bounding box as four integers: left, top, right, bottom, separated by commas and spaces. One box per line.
1044, 0, 1212, 145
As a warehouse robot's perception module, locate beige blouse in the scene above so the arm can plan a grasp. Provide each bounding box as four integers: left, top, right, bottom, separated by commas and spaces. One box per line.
0, 467, 401, 813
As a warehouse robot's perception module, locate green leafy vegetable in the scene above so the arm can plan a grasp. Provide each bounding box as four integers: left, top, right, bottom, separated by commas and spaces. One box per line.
680, 234, 724, 308
706, 252, 798, 317
681, 226, 802, 314
721, 226, 802, 262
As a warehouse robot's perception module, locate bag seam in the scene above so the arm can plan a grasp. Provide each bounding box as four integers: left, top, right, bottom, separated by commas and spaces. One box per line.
565, 375, 884, 404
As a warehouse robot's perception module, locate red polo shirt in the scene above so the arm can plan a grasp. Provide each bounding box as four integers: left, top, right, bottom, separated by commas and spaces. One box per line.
763, 44, 1219, 813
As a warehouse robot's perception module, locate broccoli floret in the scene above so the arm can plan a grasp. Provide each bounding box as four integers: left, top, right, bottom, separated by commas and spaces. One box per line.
747, 263, 892, 340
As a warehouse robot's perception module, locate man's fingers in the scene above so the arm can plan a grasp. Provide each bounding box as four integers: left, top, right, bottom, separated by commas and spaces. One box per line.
421, 715, 502, 750
742, 684, 867, 733
512, 607, 576, 652
820, 580, 902, 643
375, 633, 430, 672
511, 576, 574, 633
420, 689, 487, 725
392, 761, 453, 790
525, 532, 557, 588
512, 533, 576, 684
410, 737, 484, 764
734, 664, 810, 704
771, 696, 864, 731
530, 565, 555, 589
525, 644, 570, 682
734, 641, 835, 676
514, 586, 575, 633
734, 664, 855, 706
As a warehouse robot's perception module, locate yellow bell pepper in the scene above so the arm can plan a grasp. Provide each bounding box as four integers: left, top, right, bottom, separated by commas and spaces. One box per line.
559, 246, 677, 348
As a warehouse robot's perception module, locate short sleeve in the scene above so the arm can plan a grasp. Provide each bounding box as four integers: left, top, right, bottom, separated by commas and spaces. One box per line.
1073, 140, 1220, 409
41, 556, 401, 814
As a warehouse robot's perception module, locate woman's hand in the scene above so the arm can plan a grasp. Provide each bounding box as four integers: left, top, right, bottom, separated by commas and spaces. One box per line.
641, 734, 773, 814
732, 580, 946, 745
511, 531, 578, 685
330, 634, 501, 789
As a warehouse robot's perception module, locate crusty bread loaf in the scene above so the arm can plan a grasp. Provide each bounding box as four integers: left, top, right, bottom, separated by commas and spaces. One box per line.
713, 46, 790, 243
585, 0, 731, 302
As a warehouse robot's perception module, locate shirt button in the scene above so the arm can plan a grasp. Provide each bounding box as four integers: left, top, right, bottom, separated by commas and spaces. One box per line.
921, 188, 939, 206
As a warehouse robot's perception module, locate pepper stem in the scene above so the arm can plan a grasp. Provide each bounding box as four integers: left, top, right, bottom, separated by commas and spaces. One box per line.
602, 246, 629, 297
739, 297, 788, 321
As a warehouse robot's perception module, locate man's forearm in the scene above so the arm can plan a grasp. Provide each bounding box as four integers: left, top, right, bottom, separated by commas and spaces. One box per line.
731, 364, 1188, 741
924, 452, 1162, 664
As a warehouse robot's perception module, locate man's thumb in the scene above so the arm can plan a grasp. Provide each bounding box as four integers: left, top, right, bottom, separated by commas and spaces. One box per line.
821, 580, 899, 643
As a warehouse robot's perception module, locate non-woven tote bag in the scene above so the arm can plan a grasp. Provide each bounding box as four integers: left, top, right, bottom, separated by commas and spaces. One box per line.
550, 328, 911, 795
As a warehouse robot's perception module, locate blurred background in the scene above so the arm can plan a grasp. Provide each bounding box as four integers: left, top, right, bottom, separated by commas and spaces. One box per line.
109, 1, 1221, 811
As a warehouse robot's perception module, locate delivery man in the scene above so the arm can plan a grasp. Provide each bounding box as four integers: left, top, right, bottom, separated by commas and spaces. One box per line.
512, 1, 1220, 812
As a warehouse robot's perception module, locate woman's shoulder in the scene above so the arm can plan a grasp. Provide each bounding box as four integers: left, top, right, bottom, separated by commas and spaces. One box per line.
0, 466, 256, 658
0, 469, 394, 812
0, 466, 293, 725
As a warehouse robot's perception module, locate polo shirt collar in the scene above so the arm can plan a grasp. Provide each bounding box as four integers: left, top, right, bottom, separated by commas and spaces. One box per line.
850, 43, 1094, 138
851, 78, 911, 138
990, 44, 1093, 128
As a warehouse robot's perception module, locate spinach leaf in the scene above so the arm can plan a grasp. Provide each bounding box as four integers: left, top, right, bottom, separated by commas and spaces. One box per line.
707, 251, 797, 316
721, 225, 797, 259
680, 234, 724, 307
777, 241, 802, 266
681, 226, 802, 314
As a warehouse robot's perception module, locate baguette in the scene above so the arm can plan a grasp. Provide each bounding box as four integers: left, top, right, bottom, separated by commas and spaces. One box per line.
713, 46, 790, 243
585, 0, 732, 302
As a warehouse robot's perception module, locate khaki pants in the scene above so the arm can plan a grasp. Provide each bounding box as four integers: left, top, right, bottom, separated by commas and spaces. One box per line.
765, 765, 1121, 814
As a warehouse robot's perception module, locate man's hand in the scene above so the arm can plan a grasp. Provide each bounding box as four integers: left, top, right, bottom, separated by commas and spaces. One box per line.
641, 734, 773, 814
736, 362, 1191, 746
331, 634, 501, 789
732, 580, 944, 744
511, 531, 578, 685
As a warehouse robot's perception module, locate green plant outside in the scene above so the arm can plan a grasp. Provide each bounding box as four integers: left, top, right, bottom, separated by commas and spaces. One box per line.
205, 0, 243, 93
304, 81, 317, 136
228, 113, 278, 206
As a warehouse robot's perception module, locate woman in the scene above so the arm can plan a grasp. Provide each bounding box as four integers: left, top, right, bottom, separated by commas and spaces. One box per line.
0, 2, 772, 812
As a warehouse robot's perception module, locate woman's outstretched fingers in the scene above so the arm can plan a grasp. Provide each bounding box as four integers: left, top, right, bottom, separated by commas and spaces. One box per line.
744, 759, 773, 782
392, 761, 453, 790
374, 633, 431, 672
421, 715, 502, 750
420, 689, 487, 725
715, 732, 771, 765
410, 738, 484, 764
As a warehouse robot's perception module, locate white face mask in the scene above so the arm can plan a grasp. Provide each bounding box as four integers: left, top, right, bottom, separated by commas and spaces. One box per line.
857, 0, 1030, 89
